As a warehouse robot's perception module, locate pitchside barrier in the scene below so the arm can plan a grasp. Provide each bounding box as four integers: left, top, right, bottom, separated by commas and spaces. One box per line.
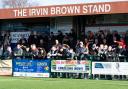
92, 62, 128, 80
51, 60, 91, 78
0, 59, 12, 75
0, 56, 128, 79
51, 60, 91, 73
12, 59, 50, 77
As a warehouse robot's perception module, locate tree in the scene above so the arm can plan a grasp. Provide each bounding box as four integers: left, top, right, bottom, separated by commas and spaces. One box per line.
2, 0, 38, 8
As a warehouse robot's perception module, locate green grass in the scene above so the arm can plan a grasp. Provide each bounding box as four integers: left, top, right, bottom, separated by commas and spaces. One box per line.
0, 77, 128, 89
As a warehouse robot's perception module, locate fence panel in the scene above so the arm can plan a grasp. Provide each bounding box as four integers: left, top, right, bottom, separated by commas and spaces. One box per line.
13, 59, 50, 77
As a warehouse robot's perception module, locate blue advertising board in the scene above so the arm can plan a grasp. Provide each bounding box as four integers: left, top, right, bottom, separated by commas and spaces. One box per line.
13, 59, 50, 77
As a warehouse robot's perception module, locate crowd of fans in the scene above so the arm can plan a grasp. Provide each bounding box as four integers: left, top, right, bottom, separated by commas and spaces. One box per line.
0, 30, 128, 61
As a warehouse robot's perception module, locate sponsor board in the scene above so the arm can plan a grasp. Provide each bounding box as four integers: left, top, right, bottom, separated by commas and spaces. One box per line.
92, 62, 128, 75
0, 60, 12, 75
13, 59, 50, 77
51, 60, 90, 73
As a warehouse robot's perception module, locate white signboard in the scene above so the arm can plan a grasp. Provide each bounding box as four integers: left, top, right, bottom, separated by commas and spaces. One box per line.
51, 60, 90, 73
92, 62, 128, 75
10, 32, 31, 43
56, 64, 86, 73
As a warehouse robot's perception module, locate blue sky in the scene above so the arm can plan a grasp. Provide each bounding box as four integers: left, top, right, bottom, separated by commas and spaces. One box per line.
0, 0, 126, 8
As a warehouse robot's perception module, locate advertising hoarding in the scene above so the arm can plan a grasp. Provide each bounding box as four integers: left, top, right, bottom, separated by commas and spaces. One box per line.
0, 60, 12, 75
51, 60, 90, 73
92, 62, 128, 75
13, 59, 50, 77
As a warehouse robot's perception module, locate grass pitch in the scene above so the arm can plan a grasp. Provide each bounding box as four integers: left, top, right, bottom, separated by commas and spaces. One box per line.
0, 77, 128, 89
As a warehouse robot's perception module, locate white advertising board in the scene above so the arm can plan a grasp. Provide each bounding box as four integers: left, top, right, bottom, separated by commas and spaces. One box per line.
51, 60, 90, 73
92, 62, 128, 75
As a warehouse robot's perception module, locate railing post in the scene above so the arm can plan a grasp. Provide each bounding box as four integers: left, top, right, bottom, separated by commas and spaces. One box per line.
89, 55, 93, 79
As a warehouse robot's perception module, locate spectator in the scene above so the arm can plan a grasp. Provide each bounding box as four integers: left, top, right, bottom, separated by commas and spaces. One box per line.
57, 31, 64, 43
13, 44, 23, 57
38, 48, 46, 59
125, 31, 128, 47
97, 31, 104, 44
104, 45, 108, 54
54, 40, 62, 51
113, 31, 120, 41
18, 36, 28, 46
30, 44, 39, 58
38, 39, 45, 48
67, 48, 75, 59
61, 44, 70, 59
103, 39, 107, 46
50, 32, 56, 45
87, 31, 94, 41
0, 29, 128, 62
62, 34, 70, 45
0, 31, 4, 43
98, 44, 106, 61
92, 43, 99, 55
76, 41, 89, 60
106, 30, 113, 46
57, 47, 66, 59
84, 38, 88, 47
47, 46, 58, 59
114, 38, 126, 49
56, 44, 70, 59
3, 45, 12, 59
28, 31, 39, 46
23, 47, 31, 58
0, 44, 3, 57
106, 46, 115, 61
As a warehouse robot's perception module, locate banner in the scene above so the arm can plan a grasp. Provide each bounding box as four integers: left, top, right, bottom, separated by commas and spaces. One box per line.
51, 60, 90, 73
13, 59, 50, 77
92, 62, 128, 75
10, 32, 30, 43
0, 60, 12, 75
